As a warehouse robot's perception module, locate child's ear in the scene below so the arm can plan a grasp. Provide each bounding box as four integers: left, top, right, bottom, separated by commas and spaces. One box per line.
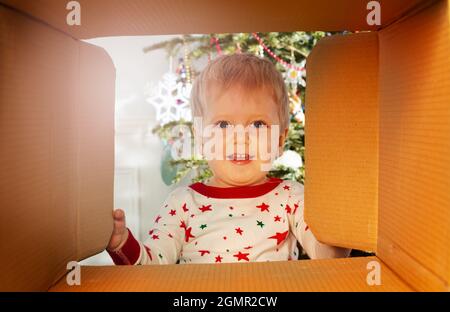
278, 127, 289, 156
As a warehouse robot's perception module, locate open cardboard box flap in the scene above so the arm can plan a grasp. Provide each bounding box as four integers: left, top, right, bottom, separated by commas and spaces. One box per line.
0, 0, 426, 38
50, 257, 412, 292
0, 0, 449, 291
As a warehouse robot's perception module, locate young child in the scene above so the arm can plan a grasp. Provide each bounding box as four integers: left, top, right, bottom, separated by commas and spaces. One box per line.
106, 53, 350, 265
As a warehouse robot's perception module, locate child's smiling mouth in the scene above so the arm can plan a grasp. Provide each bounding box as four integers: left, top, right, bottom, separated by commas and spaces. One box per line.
226, 153, 255, 165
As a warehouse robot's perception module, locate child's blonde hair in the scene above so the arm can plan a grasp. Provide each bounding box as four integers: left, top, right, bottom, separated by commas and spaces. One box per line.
190, 53, 290, 131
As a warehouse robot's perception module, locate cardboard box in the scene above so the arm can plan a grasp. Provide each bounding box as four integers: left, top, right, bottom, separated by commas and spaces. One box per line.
0, 0, 448, 292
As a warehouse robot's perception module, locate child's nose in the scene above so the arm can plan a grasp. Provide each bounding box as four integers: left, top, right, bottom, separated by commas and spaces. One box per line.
231, 128, 250, 145
234, 133, 251, 154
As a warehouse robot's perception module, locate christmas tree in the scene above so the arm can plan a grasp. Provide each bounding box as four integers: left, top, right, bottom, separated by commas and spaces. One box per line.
146, 32, 334, 186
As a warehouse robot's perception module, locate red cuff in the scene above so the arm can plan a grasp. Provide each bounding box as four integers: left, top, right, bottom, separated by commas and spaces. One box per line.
107, 228, 141, 265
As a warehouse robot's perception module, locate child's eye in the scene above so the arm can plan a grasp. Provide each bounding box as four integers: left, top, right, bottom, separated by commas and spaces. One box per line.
215, 120, 232, 129
250, 120, 268, 128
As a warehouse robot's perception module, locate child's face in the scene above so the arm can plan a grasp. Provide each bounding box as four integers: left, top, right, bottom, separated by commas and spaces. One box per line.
201, 84, 287, 187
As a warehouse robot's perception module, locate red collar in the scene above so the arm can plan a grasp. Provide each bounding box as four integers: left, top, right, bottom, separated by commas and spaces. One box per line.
189, 178, 283, 199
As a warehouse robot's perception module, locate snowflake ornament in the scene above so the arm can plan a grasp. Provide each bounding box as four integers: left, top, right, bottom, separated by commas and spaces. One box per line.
146, 71, 192, 125
284, 61, 306, 89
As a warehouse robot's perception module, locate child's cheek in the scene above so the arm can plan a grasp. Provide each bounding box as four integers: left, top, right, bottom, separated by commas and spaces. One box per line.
255, 128, 276, 161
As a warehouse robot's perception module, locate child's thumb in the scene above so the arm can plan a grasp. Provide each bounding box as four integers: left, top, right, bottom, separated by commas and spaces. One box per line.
113, 208, 125, 221
112, 209, 126, 231
108, 209, 128, 251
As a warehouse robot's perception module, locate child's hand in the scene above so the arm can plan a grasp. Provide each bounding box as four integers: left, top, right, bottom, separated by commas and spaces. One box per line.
106, 209, 129, 251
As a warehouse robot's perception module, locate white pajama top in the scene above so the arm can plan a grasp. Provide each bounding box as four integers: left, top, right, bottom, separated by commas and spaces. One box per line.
107, 178, 350, 265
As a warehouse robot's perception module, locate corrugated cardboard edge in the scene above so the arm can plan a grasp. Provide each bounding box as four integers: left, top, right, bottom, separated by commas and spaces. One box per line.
377, 0, 450, 292
0, 3, 115, 291
47, 34, 116, 289
305, 32, 379, 252
75, 41, 115, 262
49, 256, 412, 292
0, 4, 79, 291
0, 0, 426, 39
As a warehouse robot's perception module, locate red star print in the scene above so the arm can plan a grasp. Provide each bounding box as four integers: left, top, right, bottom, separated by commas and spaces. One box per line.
198, 250, 210, 256
293, 203, 299, 214
151, 234, 159, 240
223, 236, 227, 240
256, 202, 270, 212
182, 203, 189, 212
155, 215, 162, 223
233, 251, 250, 261
199, 204, 212, 212
149, 229, 155, 235
285, 204, 292, 214
215, 255, 223, 263
169, 209, 176, 216
184, 227, 195, 242
274, 215, 281, 222
283, 185, 290, 190
179, 220, 195, 242
268, 230, 289, 245
235, 227, 243, 235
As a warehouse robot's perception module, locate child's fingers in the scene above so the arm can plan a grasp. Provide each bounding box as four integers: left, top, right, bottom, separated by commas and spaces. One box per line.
113, 209, 125, 221
112, 209, 126, 234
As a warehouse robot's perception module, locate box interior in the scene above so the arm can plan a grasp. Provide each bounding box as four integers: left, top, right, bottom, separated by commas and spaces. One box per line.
0, 0, 448, 291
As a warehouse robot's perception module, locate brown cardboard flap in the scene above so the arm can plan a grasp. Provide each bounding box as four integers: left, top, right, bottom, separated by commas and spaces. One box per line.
305, 32, 379, 252
0, 5, 114, 291
49, 257, 411, 292
1, 0, 426, 39
378, 0, 450, 291
0, 4, 78, 292
76, 42, 115, 261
